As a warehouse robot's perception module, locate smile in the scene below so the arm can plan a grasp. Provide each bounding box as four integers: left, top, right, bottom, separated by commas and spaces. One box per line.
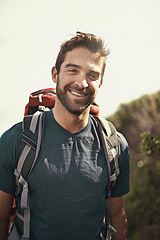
69, 90, 87, 97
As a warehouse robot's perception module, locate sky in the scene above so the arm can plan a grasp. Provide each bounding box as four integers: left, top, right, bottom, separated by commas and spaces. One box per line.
0, 0, 160, 135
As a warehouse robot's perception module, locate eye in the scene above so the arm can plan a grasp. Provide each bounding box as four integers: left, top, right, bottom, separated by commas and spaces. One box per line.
87, 71, 100, 81
88, 73, 97, 81
68, 68, 79, 74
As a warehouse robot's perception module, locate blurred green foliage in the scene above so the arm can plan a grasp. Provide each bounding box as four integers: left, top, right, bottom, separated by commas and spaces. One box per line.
141, 131, 160, 158
107, 91, 160, 239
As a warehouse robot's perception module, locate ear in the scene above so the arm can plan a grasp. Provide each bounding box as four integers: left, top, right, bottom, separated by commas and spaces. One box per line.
51, 66, 58, 83
96, 78, 103, 95
99, 78, 103, 88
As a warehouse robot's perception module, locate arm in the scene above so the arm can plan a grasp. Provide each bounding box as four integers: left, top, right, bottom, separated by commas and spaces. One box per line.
0, 190, 14, 240
105, 196, 127, 240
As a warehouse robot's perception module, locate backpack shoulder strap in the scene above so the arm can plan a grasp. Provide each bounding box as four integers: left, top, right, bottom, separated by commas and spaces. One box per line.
15, 111, 43, 185
93, 116, 119, 239
93, 115, 120, 197
14, 111, 43, 240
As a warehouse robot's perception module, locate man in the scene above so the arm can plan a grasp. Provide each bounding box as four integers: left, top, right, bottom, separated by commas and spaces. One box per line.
0, 32, 130, 240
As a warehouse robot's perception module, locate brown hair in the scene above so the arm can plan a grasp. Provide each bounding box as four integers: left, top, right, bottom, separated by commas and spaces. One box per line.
55, 31, 110, 78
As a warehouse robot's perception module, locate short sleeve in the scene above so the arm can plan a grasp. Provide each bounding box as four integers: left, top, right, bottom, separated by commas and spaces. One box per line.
0, 123, 22, 194
110, 132, 130, 197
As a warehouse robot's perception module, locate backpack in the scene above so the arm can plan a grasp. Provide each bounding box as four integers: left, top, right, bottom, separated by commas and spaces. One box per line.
9, 88, 120, 240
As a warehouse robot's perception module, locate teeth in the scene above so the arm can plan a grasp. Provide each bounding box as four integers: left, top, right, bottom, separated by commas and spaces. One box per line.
70, 91, 85, 97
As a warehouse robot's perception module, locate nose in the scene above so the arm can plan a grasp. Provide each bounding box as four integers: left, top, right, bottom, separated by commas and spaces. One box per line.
75, 75, 88, 89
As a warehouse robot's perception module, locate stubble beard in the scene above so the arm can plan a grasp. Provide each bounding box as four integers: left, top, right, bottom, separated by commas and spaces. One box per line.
56, 76, 96, 115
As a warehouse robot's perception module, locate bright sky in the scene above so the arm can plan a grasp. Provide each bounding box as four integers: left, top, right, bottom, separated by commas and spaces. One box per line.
0, 0, 160, 135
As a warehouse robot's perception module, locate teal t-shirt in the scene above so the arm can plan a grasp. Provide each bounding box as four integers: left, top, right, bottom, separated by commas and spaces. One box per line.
0, 110, 130, 240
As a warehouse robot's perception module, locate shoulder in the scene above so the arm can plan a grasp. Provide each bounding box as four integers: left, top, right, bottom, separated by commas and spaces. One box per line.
89, 115, 130, 196
0, 123, 22, 193
89, 115, 129, 154
0, 122, 22, 145
0, 122, 22, 161
111, 132, 130, 197
117, 132, 128, 149
117, 132, 130, 161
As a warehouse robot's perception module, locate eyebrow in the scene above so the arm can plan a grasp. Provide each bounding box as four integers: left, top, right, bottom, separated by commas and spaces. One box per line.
65, 63, 81, 69
89, 70, 100, 76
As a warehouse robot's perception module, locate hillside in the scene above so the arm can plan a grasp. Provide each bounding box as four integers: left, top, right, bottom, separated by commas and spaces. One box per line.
108, 91, 160, 155
107, 91, 160, 240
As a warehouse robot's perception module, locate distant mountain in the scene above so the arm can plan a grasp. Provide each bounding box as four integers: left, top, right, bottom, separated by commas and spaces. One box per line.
107, 91, 160, 155
108, 91, 160, 240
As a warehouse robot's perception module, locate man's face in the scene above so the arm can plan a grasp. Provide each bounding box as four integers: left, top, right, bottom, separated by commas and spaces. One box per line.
53, 47, 104, 115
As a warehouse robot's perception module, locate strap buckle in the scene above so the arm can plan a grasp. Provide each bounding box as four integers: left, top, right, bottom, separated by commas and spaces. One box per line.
14, 169, 21, 179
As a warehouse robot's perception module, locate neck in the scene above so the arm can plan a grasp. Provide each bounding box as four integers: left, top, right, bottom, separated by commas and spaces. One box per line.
52, 101, 90, 134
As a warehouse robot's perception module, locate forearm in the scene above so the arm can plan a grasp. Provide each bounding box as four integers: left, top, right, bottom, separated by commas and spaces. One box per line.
112, 207, 127, 240
0, 191, 14, 240
0, 221, 9, 240
106, 196, 128, 240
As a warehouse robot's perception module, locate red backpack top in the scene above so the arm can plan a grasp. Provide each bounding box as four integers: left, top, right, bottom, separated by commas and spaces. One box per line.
24, 88, 100, 116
